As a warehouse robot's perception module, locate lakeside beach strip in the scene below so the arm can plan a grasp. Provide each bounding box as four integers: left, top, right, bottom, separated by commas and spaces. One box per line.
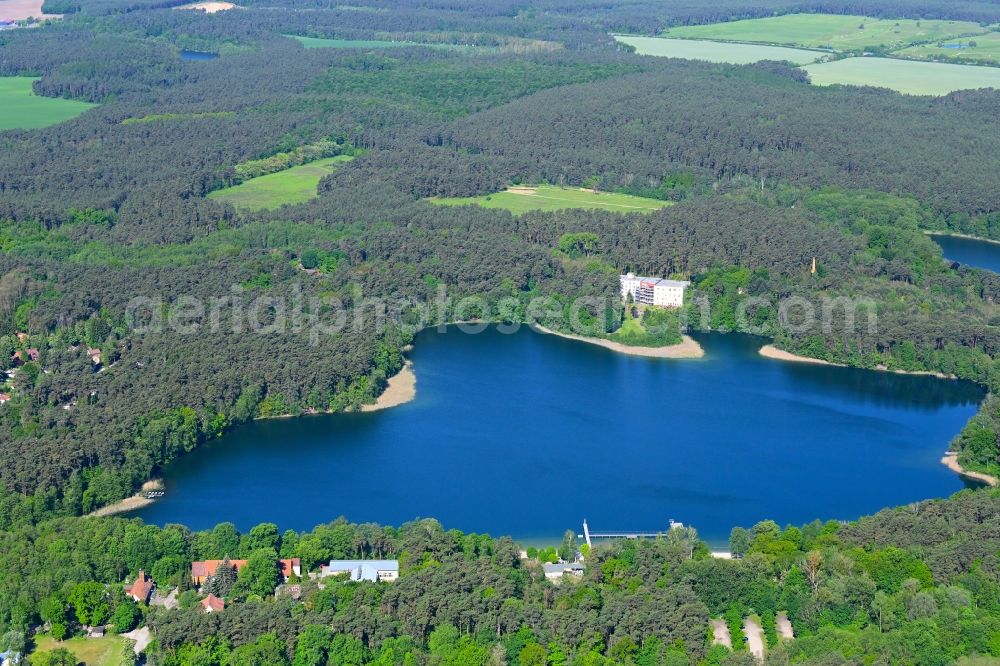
87, 479, 164, 518
361, 360, 416, 411
532, 324, 704, 358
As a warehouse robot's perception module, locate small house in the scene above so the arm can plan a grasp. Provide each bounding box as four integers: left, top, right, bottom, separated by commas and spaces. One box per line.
201, 594, 225, 613
0, 393, 10, 405
126, 570, 155, 604
543, 562, 585, 582
279, 558, 301, 580
320, 559, 399, 582
87, 348, 102, 364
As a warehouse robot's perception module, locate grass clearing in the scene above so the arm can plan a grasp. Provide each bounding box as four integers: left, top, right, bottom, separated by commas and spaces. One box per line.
663, 14, 990, 51
32, 634, 125, 666
291, 35, 470, 50
0, 77, 95, 130
207, 155, 353, 211
896, 31, 1000, 65
615, 35, 822, 64
431, 185, 671, 215
804, 56, 1000, 95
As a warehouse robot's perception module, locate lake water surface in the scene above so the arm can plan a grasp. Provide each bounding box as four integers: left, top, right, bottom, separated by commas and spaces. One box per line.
180, 50, 219, 61
134, 328, 982, 544
931, 234, 1000, 273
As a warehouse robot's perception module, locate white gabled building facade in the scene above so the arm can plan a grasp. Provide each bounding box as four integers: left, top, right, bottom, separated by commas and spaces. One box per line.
619, 272, 689, 308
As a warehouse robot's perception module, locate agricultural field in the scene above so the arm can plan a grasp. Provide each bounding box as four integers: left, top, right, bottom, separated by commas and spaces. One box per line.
896, 31, 1000, 64
663, 13, 990, 51
0, 76, 95, 130
207, 156, 352, 211
32, 634, 126, 666
615, 35, 822, 64
804, 56, 1000, 95
431, 185, 671, 215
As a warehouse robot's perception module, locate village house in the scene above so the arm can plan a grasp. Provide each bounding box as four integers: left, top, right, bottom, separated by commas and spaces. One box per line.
542, 561, 585, 583
87, 348, 102, 365
192, 559, 248, 586
0, 394, 10, 405
320, 559, 399, 582
125, 570, 155, 604
619, 272, 690, 308
191, 558, 301, 585
201, 594, 225, 613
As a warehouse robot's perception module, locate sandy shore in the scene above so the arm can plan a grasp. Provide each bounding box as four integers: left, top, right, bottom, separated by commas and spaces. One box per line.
758, 345, 841, 366
924, 230, 1000, 246
361, 360, 416, 411
941, 453, 998, 487
88, 479, 163, 518
532, 324, 704, 358
175, 1, 239, 12
760, 344, 957, 378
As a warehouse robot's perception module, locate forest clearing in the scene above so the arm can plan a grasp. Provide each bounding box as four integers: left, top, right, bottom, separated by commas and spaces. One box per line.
0, 76, 94, 130
432, 184, 672, 214
207, 156, 352, 211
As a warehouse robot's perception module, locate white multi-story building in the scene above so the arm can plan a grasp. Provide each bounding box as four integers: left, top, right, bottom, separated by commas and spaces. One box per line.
619, 272, 689, 308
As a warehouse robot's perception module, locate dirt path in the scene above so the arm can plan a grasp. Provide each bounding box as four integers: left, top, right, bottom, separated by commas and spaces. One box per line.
743, 617, 765, 659
361, 360, 416, 411
776, 612, 794, 640
533, 324, 704, 359
87, 479, 163, 518
711, 619, 732, 649
123, 627, 151, 654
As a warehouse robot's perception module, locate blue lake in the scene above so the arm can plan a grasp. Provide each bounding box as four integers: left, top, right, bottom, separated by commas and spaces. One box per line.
931, 233, 1000, 273
134, 328, 983, 545
180, 50, 219, 61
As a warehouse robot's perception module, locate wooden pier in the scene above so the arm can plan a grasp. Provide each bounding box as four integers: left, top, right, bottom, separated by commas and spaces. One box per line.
579, 519, 683, 548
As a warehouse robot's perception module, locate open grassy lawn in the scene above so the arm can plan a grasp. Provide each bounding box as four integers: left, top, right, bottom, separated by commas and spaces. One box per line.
32, 634, 125, 666
664, 14, 990, 51
804, 56, 1000, 95
207, 155, 353, 211
431, 185, 671, 215
0, 77, 95, 130
615, 35, 821, 64
896, 31, 1000, 65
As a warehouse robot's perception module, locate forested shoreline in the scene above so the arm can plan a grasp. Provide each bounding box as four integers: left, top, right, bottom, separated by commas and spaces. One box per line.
4, 0, 1000, 662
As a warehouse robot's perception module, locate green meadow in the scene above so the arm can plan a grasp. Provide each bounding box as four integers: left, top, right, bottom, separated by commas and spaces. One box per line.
897, 31, 1000, 64
804, 57, 1000, 95
207, 156, 352, 211
0, 77, 95, 131
663, 14, 989, 51
32, 634, 125, 666
432, 185, 671, 215
615, 35, 822, 64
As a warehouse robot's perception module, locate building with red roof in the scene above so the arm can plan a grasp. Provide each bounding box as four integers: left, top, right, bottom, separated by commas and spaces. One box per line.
126, 570, 155, 604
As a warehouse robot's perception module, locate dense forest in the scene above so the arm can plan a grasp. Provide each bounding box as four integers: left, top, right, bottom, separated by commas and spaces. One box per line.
4, 0, 1000, 662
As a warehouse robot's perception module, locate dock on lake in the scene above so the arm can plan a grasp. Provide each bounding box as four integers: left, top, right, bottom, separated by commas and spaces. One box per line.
580, 519, 684, 548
